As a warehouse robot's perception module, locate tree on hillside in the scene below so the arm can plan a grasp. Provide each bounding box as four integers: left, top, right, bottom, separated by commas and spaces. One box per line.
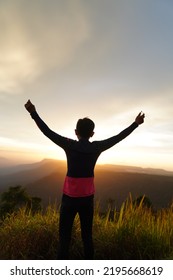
0, 185, 42, 218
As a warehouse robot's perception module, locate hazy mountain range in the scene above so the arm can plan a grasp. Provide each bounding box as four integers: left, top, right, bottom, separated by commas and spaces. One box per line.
0, 158, 173, 210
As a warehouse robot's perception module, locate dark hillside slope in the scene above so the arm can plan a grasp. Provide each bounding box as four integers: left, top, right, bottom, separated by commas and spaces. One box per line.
95, 170, 173, 209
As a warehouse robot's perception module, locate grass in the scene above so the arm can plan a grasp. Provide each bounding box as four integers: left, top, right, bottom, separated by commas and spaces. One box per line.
0, 197, 173, 260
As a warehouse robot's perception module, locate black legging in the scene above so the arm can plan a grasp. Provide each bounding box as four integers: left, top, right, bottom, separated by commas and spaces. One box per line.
58, 194, 94, 259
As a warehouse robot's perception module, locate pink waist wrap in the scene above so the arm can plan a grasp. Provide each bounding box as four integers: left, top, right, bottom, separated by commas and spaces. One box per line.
63, 176, 95, 197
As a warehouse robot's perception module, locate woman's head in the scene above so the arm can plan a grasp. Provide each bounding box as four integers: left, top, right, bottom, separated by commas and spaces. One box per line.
75, 117, 95, 139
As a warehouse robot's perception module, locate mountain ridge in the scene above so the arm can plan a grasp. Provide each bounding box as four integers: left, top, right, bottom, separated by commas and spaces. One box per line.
0, 158, 173, 177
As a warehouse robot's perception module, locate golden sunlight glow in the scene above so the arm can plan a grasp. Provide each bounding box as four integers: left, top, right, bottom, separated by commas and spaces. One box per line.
0, 48, 38, 93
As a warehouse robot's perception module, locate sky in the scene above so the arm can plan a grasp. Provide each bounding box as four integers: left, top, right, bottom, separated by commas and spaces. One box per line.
0, 0, 173, 171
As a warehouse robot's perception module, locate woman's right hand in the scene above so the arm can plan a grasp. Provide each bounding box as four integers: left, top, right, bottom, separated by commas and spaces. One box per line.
24, 100, 36, 113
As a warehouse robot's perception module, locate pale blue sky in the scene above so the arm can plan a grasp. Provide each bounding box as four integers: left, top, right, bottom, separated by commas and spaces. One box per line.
0, 0, 173, 170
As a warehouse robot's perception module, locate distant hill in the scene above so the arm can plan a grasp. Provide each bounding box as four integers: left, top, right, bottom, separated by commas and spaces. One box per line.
95, 169, 173, 210
0, 157, 12, 168
0, 159, 173, 210
97, 164, 173, 176
0, 159, 65, 193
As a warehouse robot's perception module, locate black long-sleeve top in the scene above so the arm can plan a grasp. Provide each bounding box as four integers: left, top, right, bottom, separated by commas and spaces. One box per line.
31, 111, 138, 179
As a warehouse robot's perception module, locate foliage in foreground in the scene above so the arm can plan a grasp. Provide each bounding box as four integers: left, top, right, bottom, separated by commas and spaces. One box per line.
0, 185, 42, 218
0, 196, 173, 260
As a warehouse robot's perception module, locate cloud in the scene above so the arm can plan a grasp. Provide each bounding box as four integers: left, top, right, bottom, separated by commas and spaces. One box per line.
0, 0, 90, 94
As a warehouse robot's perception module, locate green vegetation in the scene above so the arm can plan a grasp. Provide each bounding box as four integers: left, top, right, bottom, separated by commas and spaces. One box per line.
0, 185, 42, 218
0, 194, 173, 260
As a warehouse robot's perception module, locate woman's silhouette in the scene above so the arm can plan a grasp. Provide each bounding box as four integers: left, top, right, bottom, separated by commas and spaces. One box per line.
25, 99, 145, 259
